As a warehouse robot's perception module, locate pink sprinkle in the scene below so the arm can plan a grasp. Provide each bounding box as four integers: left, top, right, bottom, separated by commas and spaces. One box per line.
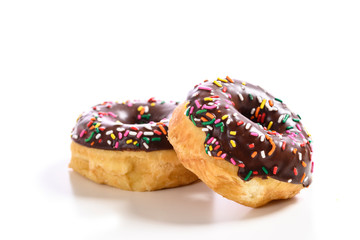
250, 132, 258, 137
195, 100, 201, 108
202, 104, 217, 110
127, 102, 133, 107
214, 119, 221, 124
190, 106, 194, 114
221, 153, 227, 159
108, 112, 117, 118
136, 131, 143, 138
124, 130, 129, 137
311, 162, 314, 173
114, 142, 119, 148
230, 158, 236, 165
299, 132, 306, 139
80, 130, 86, 138
198, 86, 212, 91
227, 94, 231, 99
118, 132, 123, 140
286, 130, 291, 134
296, 123, 302, 131
225, 105, 229, 109
207, 137, 214, 144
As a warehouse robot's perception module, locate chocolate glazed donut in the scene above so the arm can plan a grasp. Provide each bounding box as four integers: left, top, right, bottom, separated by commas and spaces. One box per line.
186, 78, 313, 186
168, 77, 313, 207
70, 99, 198, 191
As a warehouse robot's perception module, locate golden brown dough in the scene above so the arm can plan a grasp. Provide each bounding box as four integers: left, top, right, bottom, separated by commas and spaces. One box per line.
168, 103, 303, 207
70, 141, 198, 191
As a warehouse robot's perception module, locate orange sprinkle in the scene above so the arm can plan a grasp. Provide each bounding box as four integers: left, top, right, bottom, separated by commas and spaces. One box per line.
226, 76, 234, 83
302, 161, 307, 167
255, 107, 260, 117
251, 151, 258, 158
217, 151, 222, 157
293, 148, 298, 154
206, 112, 214, 119
201, 117, 208, 122
265, 135, 276, 156
214, 157, 223, 160
158, 125, 167, 135
90, 142, 95, 146
301, 173, 306, 183
269, 99, 274, 107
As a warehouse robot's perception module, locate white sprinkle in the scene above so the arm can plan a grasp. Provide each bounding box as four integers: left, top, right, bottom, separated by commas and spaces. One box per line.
250, 108, 256, 114
107, 140, 112, 145
261, 150, 266, 158
160, 118, 169, 123
194, 117, 200, 122
143, 142, 149, 149
202, 128, 209, 132
245, 123, 251, 130
288, 179, 293, 183
117, 127, 125, 132
241, 85, 245, 90
72, 134, 78, 139
114, 121, 122, 125
304, 176, 309, 183
144, 106, 149, 113
207, 125, 213, 130
129, 131, 137, 136
192, 92, 199, 97
145, 125, 152, 130
278, 114, 284, 123
272, 107, 278, 112
106, 130, 113, 135
144, 131, 154, 136
95, 133, 101, 139
298, 152, 302, 161
226, 118, 231, 125
233, 112, 238, 117
260, 135, 265, 142
97, 118, 103, 122
238, 93, 244, 101
257, 96, 262, 103
211, 138, 217, 144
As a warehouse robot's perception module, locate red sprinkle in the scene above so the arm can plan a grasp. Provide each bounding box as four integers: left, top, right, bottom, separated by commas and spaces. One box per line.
154, 130, 162, 135
294, 167, 298, 176
237, 121, 244, 126
248, 143, 255, 148
273, 166, 278, 175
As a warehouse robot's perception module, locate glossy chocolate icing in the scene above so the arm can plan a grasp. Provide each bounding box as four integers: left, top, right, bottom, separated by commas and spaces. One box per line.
71, 99, 178, 151
186, 78, 313, 187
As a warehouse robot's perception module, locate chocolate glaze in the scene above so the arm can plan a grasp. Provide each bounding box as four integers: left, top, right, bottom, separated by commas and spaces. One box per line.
71, 99, 178, 151
186, 78, 313, 187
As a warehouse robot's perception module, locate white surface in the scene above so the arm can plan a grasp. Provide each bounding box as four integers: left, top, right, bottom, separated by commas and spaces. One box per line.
0, 1, 359, 239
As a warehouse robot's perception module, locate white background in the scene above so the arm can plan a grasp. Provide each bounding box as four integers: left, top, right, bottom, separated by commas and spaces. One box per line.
1, 1, 359, 239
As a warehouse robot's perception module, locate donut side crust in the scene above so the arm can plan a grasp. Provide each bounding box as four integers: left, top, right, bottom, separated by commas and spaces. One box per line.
168, 103, 303, 207
70, 141, 198, 191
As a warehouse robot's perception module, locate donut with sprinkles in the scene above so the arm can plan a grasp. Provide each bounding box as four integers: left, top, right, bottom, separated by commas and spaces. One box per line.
70, 99, 198, 191
168, 77, 313, 207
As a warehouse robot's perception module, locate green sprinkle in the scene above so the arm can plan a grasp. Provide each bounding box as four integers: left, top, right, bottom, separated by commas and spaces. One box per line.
190, 115, 196, 126
95, 128, 100, 133
220, 126, 224, 132
160, 101, 165, 104
201, 117, 215, 126
215, 122, 224, 128
275, 98, 283, 103
205, 133, 210, 141
141, 114, 151, 120
84, 132, 95, 142
297, 114, 302, 119
196, 109, 207, 115
135, 142, 140, 147
292, 118, 300, 122
185, 107, 190, 116
142, 137, 150, 144
248, 94, 254, 101
286, 126, 294, 130
151, 137, 161, 142
205, 145, 209, 154
262, 166, 269, 174
282, 114, 290, 123
244, 171, 253, 181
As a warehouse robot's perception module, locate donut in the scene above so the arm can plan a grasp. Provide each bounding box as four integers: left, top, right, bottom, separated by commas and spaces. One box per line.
70, 99, 198, 191
168, 77, 313, 207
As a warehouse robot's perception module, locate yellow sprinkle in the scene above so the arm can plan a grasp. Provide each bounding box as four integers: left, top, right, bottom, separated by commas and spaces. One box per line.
230, 140, 236, 147
230, 131, 237, 135
151, 103, 156, 107
126, 139, 133, 144
267, 121, 273, 130
133, 141, 138, 145
110, 133, 116, 140
260, 99, 266, 109
217, 77, 228, 83
242, 81, 246, 85
213, 80, 222, 87
94, 123, 101, 128
304, 127, 311, 137
185, 101, 190, 107
209, 145, 213, 151
221, 115, 229, 120
137, 106, 143, 111
204, 97, 213, 101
